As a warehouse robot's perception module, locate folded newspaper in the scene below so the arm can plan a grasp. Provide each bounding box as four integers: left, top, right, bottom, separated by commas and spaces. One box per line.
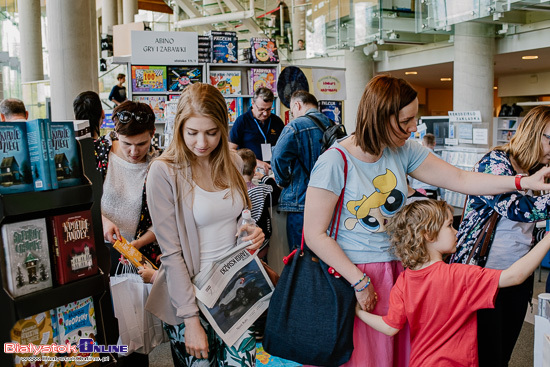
193, 241, 275, 347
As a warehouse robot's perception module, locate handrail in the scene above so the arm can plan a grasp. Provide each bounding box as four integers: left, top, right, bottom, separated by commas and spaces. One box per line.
99, 63, 125, 79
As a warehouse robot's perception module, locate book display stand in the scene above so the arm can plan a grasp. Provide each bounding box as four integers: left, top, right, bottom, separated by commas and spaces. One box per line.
0, 138, 117, 366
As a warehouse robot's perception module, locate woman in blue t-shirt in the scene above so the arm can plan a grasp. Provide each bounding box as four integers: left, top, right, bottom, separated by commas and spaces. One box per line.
303, 75, 550, 367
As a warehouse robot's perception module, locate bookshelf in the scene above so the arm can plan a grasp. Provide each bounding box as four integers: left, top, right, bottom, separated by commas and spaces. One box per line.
493, 116, 523, 146
0, 138, 116, 366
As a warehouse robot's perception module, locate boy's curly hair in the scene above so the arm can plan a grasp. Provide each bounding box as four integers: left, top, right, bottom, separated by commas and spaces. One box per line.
386, 200, 453, 269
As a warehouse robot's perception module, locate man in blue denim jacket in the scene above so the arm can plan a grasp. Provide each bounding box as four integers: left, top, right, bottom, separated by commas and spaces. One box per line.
272, 90, 333, 250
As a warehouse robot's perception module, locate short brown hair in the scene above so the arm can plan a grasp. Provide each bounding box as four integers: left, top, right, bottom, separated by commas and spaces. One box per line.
290, 90, 318, 108
113, 100, 155, 136
355, 75, 418, 156
237, 148, 257, 176
498, 105, 550, 172
423, 133, 436, 147
253, 87, 275, 104
117, 73, 125, 80
386, 200, 452, 269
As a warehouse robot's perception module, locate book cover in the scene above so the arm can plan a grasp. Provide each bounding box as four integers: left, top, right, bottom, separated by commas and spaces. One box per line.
56, 296, 99, 366
131, 65, 168, 92
50, 121, 83, 188
226, 98, 238, 124
132, 95, 166, 124
209, 71, 242, 95
210, 31, 238, 63
1, 218, 52, 298
26, 119, 53, 191
0, 121, 34, 195
250, 37, 279, 63
113, 237, 158, 270
43, 119, 59, 190
48, 210, 97, 285
167, 66, 202, 92
10, 310, 60, 367
249, 68, 277, 95
319, 100, 343, 124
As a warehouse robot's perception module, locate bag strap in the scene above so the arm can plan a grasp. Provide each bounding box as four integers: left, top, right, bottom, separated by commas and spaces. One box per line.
305, 113, 332, 132
300, 147, 348, 251
465, 211, 499, 264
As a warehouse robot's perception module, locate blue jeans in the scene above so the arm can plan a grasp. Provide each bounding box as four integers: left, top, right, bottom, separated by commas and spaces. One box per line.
286, 212, 304, 251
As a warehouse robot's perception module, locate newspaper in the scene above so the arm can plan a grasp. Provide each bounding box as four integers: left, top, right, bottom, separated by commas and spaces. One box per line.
193, 241, 274, 346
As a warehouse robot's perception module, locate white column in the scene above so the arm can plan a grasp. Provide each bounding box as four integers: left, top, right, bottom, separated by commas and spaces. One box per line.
102, 0, 118, 35
344, 49, 374, 133
47, 0, 99, 120
19, 0, 44, 82
453, 22, 495, 145
123, 0, 138, 24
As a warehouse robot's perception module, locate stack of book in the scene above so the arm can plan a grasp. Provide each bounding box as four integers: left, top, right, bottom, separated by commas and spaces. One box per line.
198, 35, 211, 63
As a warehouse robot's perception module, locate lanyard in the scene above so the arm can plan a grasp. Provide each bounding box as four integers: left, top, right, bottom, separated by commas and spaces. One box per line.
254, 118, 271, 144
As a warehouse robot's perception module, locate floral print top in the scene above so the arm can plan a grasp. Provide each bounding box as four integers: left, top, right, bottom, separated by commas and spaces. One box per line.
94, 133, 162, 265
451, 149, 550, 266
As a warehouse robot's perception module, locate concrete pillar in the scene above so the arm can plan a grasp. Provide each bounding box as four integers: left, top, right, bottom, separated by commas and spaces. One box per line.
344, 49, 374, 133
117, 0, 123, 24
123, 0, 138, 24
453, 22, 495, 145
19, 0, 44, 82
47, 0, 99, 120
102, 0, 118, 35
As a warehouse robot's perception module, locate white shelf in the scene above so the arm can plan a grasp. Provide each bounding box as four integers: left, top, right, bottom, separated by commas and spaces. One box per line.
497, 127, 517, 131
209, 63, 280, 68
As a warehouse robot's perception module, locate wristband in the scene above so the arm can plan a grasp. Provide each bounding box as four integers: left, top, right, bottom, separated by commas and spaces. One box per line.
515, 174, 523, 191
355, 276, 371, 292
351, 273, 367, 288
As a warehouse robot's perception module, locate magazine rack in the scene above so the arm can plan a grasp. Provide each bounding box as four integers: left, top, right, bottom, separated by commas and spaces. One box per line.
0, 138, 116, 366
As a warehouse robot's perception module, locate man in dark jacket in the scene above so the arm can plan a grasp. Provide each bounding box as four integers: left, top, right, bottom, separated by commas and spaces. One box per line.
271, 90, 333, 250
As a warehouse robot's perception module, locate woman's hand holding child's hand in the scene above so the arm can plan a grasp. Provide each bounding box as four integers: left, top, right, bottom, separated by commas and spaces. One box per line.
355, 282, 378, 312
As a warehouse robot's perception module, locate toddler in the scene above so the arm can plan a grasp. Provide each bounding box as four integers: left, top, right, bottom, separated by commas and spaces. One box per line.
356, 199, 550, 367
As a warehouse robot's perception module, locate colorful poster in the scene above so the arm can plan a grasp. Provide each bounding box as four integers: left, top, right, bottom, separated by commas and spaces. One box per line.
131, 65, 167, 92
132, 95, 167, 123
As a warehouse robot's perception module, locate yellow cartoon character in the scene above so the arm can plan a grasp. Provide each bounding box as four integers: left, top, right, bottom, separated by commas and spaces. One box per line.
255, 47, 269, 62
345, 169, 405, 232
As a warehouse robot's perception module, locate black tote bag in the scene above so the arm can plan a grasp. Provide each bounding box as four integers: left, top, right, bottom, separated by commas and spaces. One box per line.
263, 148, 356, 366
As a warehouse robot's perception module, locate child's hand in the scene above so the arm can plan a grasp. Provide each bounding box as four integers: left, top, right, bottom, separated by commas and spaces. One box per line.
138, 263, 156, 283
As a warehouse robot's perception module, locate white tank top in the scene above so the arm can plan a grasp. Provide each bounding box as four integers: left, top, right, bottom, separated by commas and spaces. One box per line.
193, 185, 243, 271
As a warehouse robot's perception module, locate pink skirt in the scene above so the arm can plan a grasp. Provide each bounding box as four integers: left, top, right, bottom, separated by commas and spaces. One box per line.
341, 261, 410, 367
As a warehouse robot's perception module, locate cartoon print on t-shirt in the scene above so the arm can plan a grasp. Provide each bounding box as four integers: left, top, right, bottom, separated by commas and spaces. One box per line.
345, 169, 405, 232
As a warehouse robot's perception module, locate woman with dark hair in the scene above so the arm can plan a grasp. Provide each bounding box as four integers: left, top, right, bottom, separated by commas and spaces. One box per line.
303, 75, 550, 366
96, 100, 162, 366
450, 105, 550, 366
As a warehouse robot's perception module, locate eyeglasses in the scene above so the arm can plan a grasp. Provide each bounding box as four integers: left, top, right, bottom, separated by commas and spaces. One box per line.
253, 101, 272, 114
115, 111, 154, 124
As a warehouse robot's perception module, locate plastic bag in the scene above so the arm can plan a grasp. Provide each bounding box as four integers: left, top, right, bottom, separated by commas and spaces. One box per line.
110, 262, 167, 355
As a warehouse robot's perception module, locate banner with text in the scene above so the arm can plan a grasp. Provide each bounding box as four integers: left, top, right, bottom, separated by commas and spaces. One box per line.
312, 68, 346, 100
131, 31, 198, 64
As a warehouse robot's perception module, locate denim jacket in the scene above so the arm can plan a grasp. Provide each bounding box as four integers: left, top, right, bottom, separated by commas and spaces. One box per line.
272, 108, 332, 212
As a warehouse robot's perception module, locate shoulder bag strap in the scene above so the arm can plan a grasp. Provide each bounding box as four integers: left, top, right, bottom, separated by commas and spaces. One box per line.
305, 114, 330, 132
465, 211, 499, 264
299, 147, 348, 252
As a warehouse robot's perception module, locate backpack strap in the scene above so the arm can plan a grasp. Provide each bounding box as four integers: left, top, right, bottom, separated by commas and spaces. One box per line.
305, 113, 332, 132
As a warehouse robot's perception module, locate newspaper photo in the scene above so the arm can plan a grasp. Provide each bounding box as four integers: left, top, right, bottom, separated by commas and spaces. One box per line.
193, 242, 274, 346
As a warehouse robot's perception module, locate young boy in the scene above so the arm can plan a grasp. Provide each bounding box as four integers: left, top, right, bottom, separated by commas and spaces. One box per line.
356, 200, 550, 367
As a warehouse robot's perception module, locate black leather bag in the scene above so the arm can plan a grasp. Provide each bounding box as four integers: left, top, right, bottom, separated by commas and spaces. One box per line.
263, 148, 356, 366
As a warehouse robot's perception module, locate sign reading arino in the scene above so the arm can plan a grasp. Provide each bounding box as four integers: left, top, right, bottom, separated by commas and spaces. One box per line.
131, 31, 198, 64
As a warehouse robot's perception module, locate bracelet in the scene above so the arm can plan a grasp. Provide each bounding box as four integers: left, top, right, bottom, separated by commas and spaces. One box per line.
515, 174, 523, 191
351, 273, 366, 288
355, 276, 371, 292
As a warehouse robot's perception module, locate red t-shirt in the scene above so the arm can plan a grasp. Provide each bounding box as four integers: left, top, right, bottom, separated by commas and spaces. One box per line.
382, 261, 501, 367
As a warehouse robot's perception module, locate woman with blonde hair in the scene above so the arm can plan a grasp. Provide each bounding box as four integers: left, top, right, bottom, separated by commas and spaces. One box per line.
450, 105, 550, 367
145, 83, 264, 367
302, 76, 550, 367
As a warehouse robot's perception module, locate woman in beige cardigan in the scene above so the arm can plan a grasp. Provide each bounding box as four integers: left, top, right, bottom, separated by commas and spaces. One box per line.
146, 83, 264, 367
